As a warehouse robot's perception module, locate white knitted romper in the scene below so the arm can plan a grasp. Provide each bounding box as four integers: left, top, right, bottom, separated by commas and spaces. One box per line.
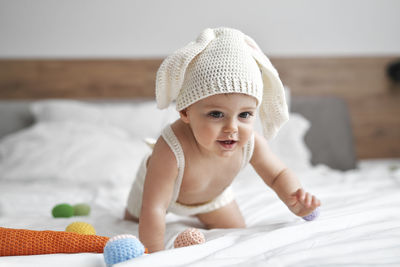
126, 124, 255, 218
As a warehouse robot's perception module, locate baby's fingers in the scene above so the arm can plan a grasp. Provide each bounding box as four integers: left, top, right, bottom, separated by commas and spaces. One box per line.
305, 194, 321, 208
312, 196, 321, 207
302, 192, 321, 208
295, 188, 306, 201
304, 192, 312, 207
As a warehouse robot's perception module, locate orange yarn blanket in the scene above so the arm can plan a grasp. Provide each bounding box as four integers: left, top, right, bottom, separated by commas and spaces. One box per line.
0, 227, 110, 256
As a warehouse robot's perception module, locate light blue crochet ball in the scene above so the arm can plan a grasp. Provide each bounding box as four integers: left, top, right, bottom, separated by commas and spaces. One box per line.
103, 235, 145, 266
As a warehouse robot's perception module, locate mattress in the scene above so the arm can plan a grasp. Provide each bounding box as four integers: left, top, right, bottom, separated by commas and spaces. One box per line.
0, 99, 399, 266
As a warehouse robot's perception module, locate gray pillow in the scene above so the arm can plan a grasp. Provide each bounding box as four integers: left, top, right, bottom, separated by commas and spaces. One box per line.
0, 101, 34, 139
291, 96, 357, 170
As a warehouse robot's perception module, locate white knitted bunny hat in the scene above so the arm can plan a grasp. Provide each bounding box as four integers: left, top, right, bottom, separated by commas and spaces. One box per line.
156, 27, 288, 139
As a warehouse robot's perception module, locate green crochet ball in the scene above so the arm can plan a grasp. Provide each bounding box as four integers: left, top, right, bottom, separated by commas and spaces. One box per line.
73, 203, 91, 216
52, 203, 74, 218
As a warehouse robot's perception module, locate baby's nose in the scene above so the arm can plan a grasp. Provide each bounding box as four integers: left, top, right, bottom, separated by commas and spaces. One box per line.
223, 119, 238, 133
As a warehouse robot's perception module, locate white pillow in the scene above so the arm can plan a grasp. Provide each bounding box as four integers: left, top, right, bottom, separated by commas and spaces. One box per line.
31, 100, 179, 139
30, 89, 291, 140
30, 99, 310, 171
0, 121, 148, 186
254, 112, 312, 172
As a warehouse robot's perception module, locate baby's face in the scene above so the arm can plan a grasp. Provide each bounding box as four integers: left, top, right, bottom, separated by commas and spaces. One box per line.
181, 93, 257, 157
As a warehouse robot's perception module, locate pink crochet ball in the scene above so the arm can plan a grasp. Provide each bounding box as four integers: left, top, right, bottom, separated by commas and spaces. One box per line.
174, 228, 205, 248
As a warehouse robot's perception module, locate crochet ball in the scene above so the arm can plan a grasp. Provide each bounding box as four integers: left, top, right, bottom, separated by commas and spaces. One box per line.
302, 207, 320, 221
65, 222, 96, 235
52, 203, 74, 218
174, 228, 205, 248
73, 203, 91, 216
103, 235, 145, 266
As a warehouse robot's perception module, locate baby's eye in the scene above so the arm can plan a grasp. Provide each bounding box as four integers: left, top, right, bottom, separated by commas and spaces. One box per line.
239, 112, 253, 119
208, 111, 224, 118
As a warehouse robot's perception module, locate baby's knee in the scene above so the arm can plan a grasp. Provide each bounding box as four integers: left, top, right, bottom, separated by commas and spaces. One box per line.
199, 215, 246, 229
124, 209, 139, 223
205, 220, 246, 229
196, 201, 246, 229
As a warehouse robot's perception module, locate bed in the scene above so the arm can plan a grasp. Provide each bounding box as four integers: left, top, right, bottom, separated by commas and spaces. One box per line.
0, 59, 400, 266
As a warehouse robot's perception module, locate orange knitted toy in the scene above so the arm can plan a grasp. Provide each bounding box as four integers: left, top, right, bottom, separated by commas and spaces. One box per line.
0, 227, 109, 256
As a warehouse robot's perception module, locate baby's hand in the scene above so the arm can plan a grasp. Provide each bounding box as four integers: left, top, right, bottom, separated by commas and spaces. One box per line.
287, 188, 321, 217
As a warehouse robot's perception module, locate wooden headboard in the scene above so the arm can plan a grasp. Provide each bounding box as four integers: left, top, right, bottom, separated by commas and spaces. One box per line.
0, 57, 399, 159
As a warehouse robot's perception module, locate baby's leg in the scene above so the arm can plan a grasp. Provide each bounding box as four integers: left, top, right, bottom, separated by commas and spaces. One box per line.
196, 200, 245, 229
124, 208, 139, 223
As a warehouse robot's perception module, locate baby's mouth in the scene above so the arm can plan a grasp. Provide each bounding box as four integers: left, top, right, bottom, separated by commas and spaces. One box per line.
217, 140, 237, 149
220, 140, 236, 144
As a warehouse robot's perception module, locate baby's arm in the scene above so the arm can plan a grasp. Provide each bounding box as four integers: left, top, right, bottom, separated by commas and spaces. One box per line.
139, 137, 178, 252
250, 132, 320, 217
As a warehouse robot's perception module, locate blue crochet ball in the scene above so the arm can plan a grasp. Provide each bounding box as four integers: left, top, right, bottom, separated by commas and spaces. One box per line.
302, 207, 320, 221
103, 235, 145, 266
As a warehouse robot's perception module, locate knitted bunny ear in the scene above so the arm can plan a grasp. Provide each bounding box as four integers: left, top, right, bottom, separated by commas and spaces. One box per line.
156, 29, 216, 109
244, 35, 289, 139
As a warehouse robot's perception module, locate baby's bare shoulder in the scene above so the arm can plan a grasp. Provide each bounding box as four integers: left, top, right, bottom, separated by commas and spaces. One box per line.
150, 136, 178, 171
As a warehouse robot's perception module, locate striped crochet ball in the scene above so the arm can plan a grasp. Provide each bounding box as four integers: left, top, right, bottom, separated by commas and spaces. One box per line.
174, 228, 205, 248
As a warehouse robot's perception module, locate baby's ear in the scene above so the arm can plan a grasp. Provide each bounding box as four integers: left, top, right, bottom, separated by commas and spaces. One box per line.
179, 109, 190, 124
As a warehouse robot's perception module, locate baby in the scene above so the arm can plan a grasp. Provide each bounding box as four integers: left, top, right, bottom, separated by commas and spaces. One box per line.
125, 27, 321, 252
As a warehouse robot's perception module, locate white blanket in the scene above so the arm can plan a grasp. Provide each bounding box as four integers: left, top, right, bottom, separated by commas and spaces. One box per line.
0, 101, 399, 266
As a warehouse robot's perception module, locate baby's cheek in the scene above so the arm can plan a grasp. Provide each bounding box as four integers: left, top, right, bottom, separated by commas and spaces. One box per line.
239, 126, 254, 143
198, 125, 218, 144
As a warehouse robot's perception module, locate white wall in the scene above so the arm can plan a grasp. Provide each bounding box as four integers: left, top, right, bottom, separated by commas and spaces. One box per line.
0, 0, 399, 58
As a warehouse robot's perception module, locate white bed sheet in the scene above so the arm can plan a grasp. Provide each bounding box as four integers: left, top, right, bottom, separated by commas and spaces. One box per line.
1, 159, 400, 267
